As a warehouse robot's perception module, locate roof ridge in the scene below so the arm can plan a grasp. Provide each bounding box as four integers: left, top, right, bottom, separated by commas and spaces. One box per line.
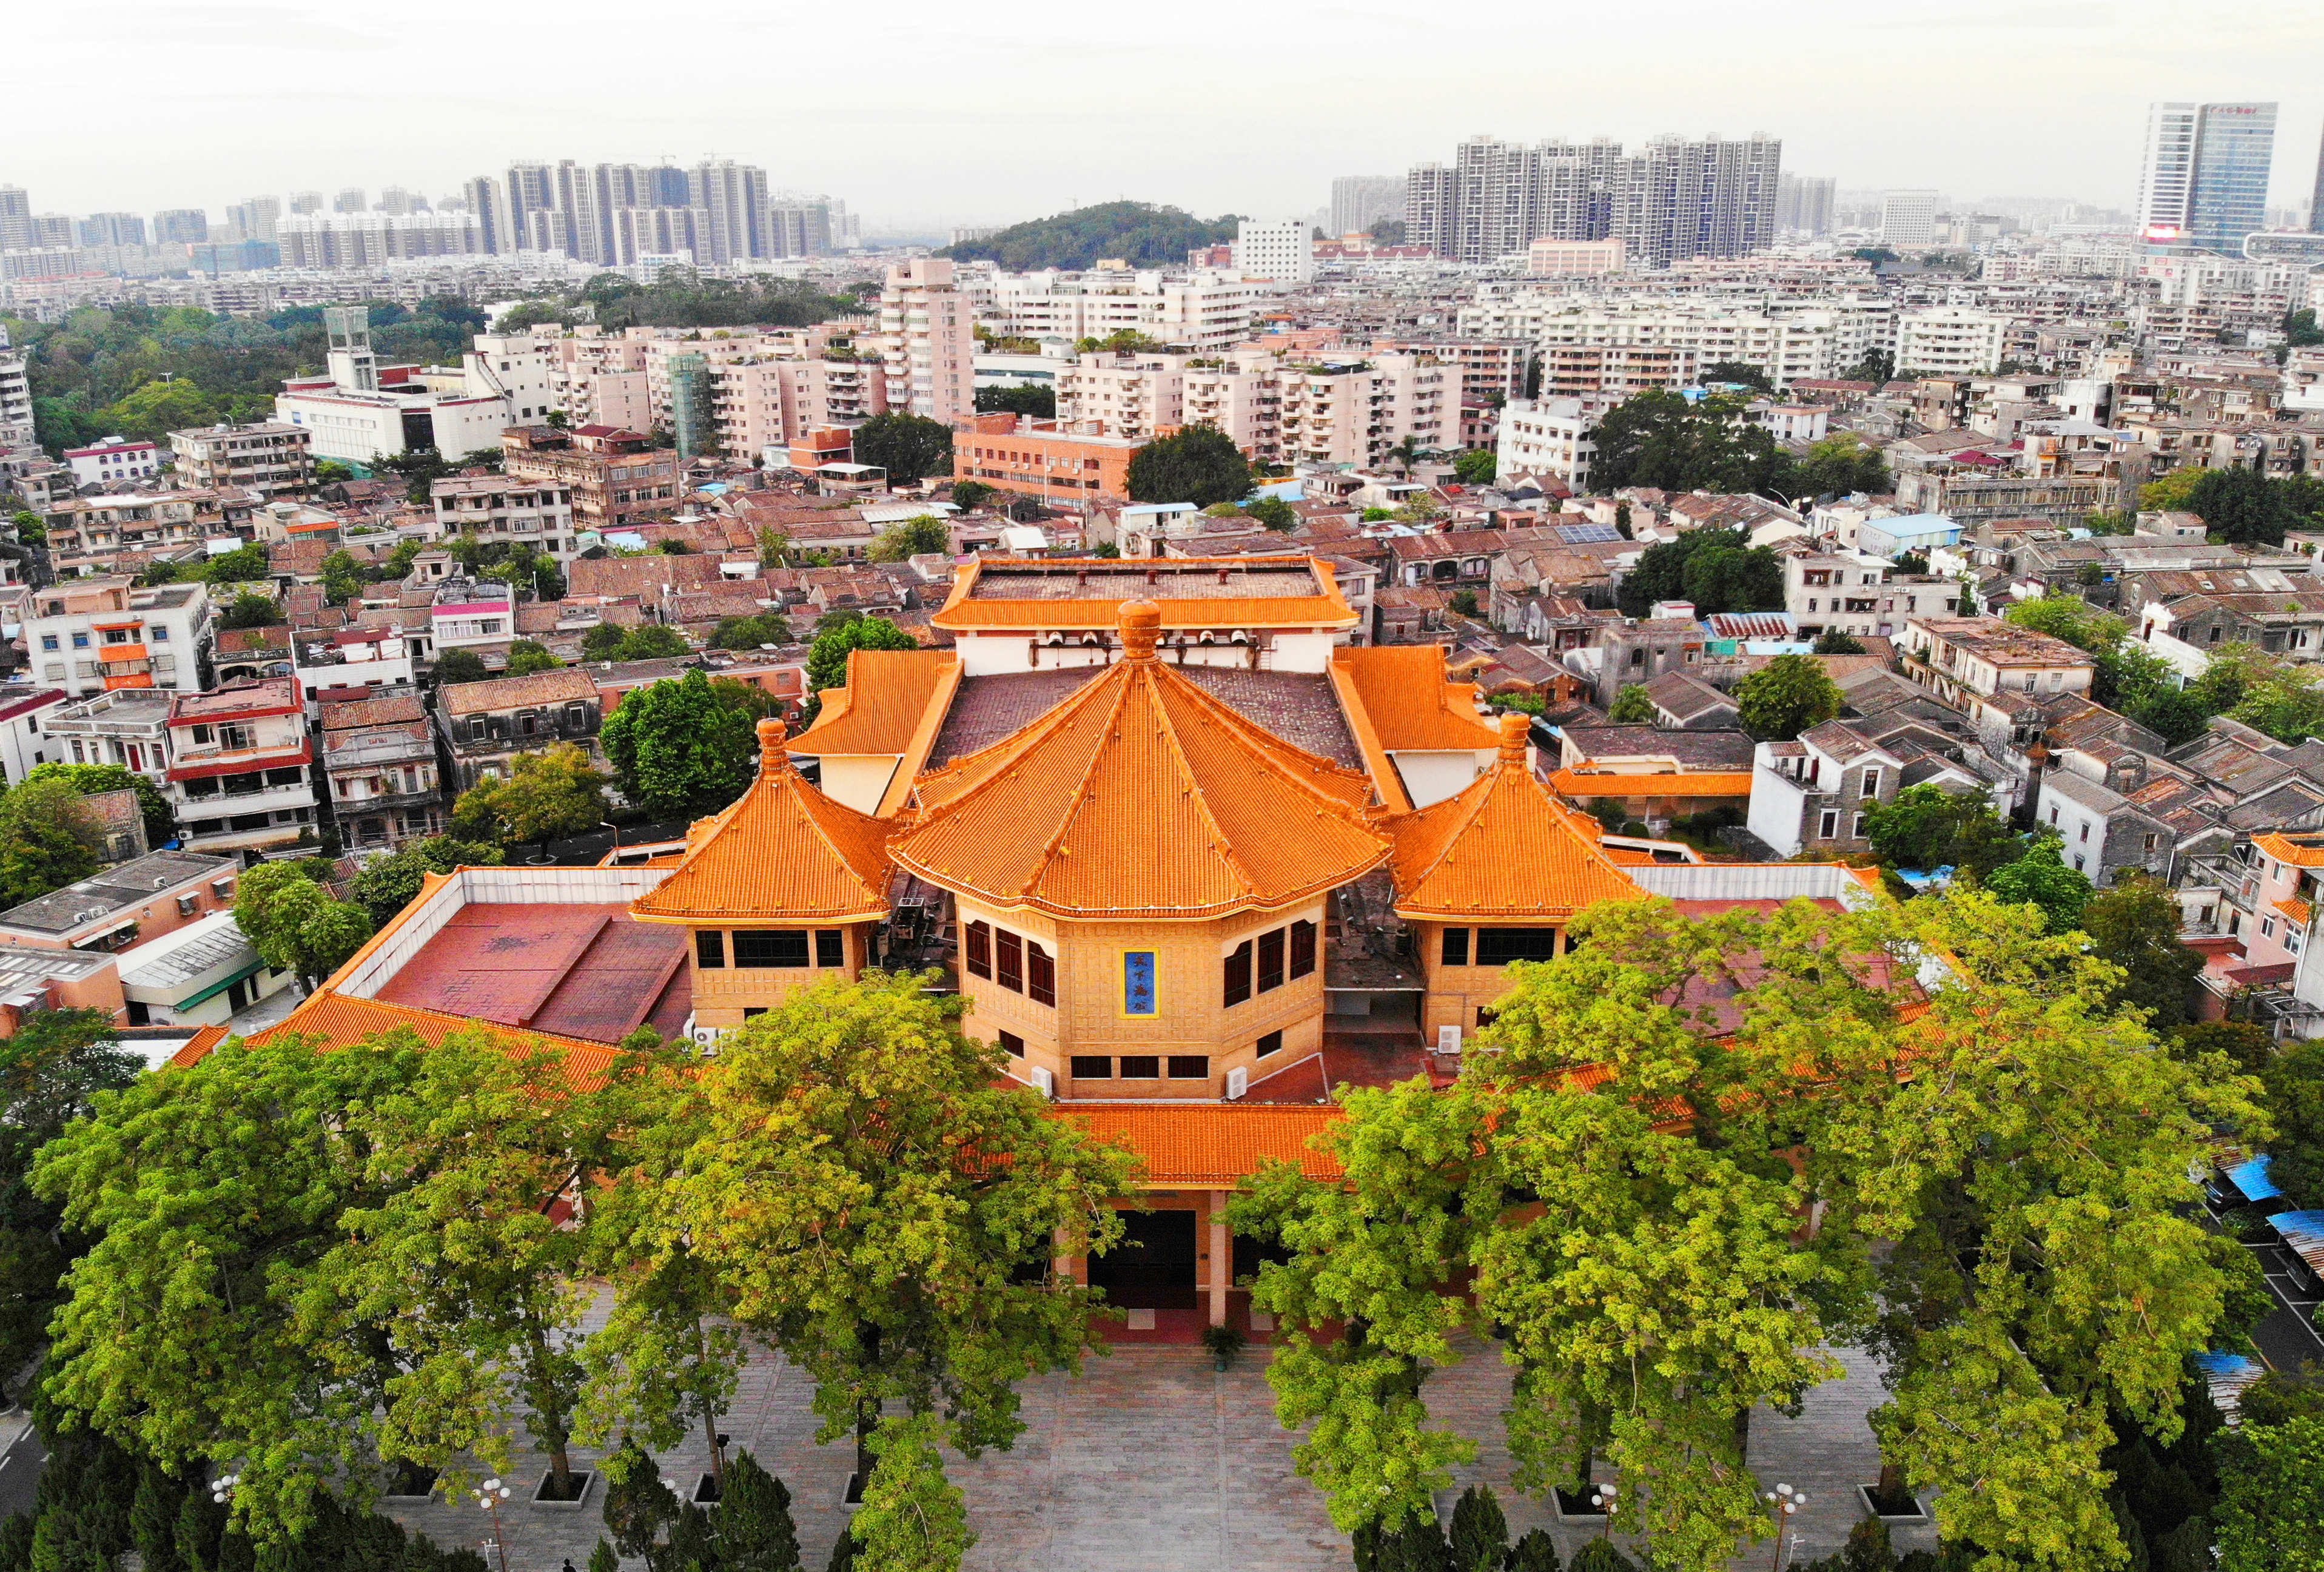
1146, 664, 1262, 904
1012, 662, 1144, 902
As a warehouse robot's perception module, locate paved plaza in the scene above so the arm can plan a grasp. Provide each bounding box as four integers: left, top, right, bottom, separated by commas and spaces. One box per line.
379, 1336, 1935, 1572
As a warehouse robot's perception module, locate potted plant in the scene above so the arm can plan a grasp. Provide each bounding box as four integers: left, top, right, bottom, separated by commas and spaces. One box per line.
1200, 1324, 1246, 1372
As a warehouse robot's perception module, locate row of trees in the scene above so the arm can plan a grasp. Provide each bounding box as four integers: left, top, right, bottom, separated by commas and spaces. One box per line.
33, 972, 1138, 1569
1229, 888, 2266, 1570
500, 272, 860, 335
936, 201, 1239, 271
0, 764, 184, 909
2141, 464, 2324, 549
1588, 392, 1890, 502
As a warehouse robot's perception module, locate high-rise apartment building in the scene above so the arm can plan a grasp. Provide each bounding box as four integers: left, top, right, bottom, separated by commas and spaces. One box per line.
0, 327, 37, 449
1233, 219, 1314, 283
1329, 175, 1405, 237
226, 196, 280, 243
2137, 101, 2277, 254
1880, 190, 1941, 247
289, 191, 324, 215
332, 189, 366, 213
151, 210, 208, 246
77, 213, 148, 249
691, 160, 771, 263
1405, 133, 1778, 268
0, 187, 32, 252
878, 258, 976, 424
2312, 126, 2324, 235
1778, 174, 1835, 235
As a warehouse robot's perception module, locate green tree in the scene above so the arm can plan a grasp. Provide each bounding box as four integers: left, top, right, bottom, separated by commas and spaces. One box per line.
708, 612, 792, 651
1448, 1485, 1510, 1572
2185, 465, 2319, 549
850, 413, 955, 485
937, 201, 1240, 271
504, 639, 563, 677
581, 623, 630, 661
1863, 784, 2020, 878
451, 743, 609, 858
867, 515, 951, 562
613, 623, 691, 662
32, 1034, 429, 1542
1244, 494, 1297, 531
1616, 528, 1784, 618
949, 480, 996, 511
714, 1451, 802, 1571
0, 778, 104, 905
318, 549, 366, 605
1813, 630, 1867, 654
2139, 467, 2208, 513
202, 545, 273, 586
658, 972, 1140, 1553
2080, 876, 2204, 1033
218, 591, 286, 630
22, 761, 176, 849
802, 612, 919, 724
1607, 685, 1654, 724
230, 859, 374, 990
972, 385, 1056, 420
600, 669, 778, 820
1127, 426, 1252, 508
600, 1437, 680, 1562
2004, 592, 2126, 655
348, 836, 506, 928
1448, 589, 1480, 617
850, 1412, 976, 1572
1588, 391, 1796, 497
2262, 1040, 2324, 1211
433, 648, 489, 686
1734, 653, 1842, 740
1794, 432, 1890, 498
1981, 833, 2092, 933
2214, 1414, 2324, 1571
1452, 450, 1497, 486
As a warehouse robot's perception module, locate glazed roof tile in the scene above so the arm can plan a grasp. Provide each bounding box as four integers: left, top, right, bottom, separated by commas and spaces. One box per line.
1328, 645, 1502, 753
248, 989, 619, 1090
894, 602, 1389, 919
2254, 831, 2324, 867
790, 650, 956, 755
932, 557, 1357, 630
1388, 714, 1643, 921
631, 720, 895, 924
1055, 1103, 1346, 1185
1547, 770, 1758, 799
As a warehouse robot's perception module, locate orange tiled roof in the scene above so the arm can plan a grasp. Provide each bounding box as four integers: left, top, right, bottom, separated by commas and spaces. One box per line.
2254, 832, 2324, 868
930, 558, 1356, 631
1055, 1101, 1346, 1186
893, 602, 1389, 919
1329, 645, 1503, 753
163, 1024, 232, 1069
2275, 896, 2314, 929
244, 989, 617, 1090
1388, 714, 1645, 921
631, 720, 893, 924
790, 650, 956, 754
1548, 770, 1758, 799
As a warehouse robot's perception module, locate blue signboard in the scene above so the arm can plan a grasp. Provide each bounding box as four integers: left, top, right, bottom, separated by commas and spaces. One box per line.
1122, 950, 1158, 1016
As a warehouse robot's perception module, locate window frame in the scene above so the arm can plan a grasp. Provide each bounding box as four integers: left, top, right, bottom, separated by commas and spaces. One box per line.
1476, 927, 1559, 966
695, 930, 725, 969
1027, 941, 1055, 1007
1290, 919, 1317, 979
996, 929, 1024, 992
1257, 927, 1286, 993
815, 928, 845, 968
1118, 1055, 1161, 1080
1441, 926, 1471, 967
1223, 939, 1253, 1007
732, 929, 810, 969
965, 919, 991, 979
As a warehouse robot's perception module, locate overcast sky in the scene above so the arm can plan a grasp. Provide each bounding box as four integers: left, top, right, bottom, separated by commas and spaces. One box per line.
14, 0, 2324, 235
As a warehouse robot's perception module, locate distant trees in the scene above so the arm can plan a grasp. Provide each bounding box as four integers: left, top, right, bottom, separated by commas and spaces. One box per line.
433, 648, 489, 685
974, 385, 1056, 419
1452, 449, 1497, 485
600, 670, 779, 819
1127, 426, 1253, 507
577, 622, 692, 662
1615, 527, 1783, 618
867, 514, 951, 561
1733, 652, 1842, 739
502, 270, 858, 333
850, 412, 955, 485
938, 201, 1239, 270
708, 611, 791, 651
1587, 391, 1887, 502
348, 835, 505, 927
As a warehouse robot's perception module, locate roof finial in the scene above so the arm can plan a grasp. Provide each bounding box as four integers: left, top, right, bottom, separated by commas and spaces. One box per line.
758, 716, 790, 773
1120, 599, 1161, 662
1497, 710, 1530, 765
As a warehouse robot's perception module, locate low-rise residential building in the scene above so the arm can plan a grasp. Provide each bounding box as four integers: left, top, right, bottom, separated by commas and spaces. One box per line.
429, 578, 517, 666
500, 424, 679, 534
0, 688, 67, 785
1784, 551, 1892, 641
164, 679, 317, 855
952, 412, 1140, 500
1899, 614, 2097, 745
430, 473, 579, 562
435, 667, 605, 791
1748, 716, 2000, 860
1495, 398, 1595, 490
41, 688, 174, 780
117, 910, 296, 1027
24, 577, 212, 698
167, 422, 315, 496
321, 690, 444, 853
62, 437, 159, 489
0, 850, 241, 956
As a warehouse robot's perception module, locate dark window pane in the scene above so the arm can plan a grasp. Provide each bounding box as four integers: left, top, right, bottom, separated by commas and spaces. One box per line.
1289, 919, 1317, 979
1477, 927, 1558, 966
1119, 1055, 1161, 1079
816, 929, 845, 967
1223, 941, 1252, 1007
733, 929, 809, 968
695, 930, 725, 969
1167, 1055, 1208, 1079
996, 929, 1024, 992
998, 1030, 1024, 1057
966, 921, 990, 978
1028, 943, 1055, 1006
1070, 1055, 1112, 1079
1257, 927, 1285, 992
1442, 927, 1471, 966
1255, 1029, 1283, 1058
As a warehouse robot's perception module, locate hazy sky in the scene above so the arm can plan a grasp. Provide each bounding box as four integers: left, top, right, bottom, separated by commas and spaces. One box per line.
14, 0, 2324, 235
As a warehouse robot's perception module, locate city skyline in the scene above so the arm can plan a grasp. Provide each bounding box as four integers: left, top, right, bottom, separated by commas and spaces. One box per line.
9, 0, 2323, 232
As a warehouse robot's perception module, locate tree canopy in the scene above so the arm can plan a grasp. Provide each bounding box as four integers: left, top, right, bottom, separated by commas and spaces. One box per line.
1588, 392, 1795, 497
499, 271, 858, 334
230, 859, 372, 990
1127, 425, 1254, 508
451, 742, 609, 854
600, 670, 779, 819
937, 201, 1239, 272
347, 835, 505, 928
867, 514, 951, 562
849, 413, 954, 485
1615, 527, 1784, 618
1734, 653, 1842, 739
1863, 783, 2019, 877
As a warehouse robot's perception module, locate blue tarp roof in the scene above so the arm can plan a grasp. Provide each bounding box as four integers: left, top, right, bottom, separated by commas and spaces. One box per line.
2225, 1154, 2280, 1203
2272, 1210, 2324, 1277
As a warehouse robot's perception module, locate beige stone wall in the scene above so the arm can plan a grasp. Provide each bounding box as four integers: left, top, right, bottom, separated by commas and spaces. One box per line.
1415, 918, 1560, 1038
687, 921, 870, 1030
957, 898, 1326, 1100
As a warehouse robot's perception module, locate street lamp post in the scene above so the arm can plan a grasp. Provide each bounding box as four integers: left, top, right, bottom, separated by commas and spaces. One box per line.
1764, 1482, 1807, 1571
210, 1472, 240, 1507
474, 1477, 513, 1572
1590, 1482, 1619, 1541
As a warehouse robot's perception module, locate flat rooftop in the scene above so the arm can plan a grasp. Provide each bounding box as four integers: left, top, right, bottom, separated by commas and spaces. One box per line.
962, 562, 1326, 602
372, 901, 691, 1044
0, 852, 238, 937
924, 666, 1361, 770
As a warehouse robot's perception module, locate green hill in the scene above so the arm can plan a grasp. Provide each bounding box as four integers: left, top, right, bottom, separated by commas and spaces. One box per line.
938, 201, 1241, 271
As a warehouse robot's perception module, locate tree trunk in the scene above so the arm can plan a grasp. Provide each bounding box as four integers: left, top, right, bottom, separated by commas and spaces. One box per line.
1733, 1402, 1750, 1462
1876, 1455, 1908, 1506
704, 1408, 726, 1488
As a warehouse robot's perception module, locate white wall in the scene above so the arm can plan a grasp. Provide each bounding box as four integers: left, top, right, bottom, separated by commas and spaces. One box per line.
1747, 769, 1810, 858
1390, 750, 1489, 810
818, 754, 901, 816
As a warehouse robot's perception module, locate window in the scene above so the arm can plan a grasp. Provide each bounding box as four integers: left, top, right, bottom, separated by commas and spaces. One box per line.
733, 929, 809, 968
966, 920, 991, 978
192, 724, 214, 745
1258, 927, 1286, 992
1255, 1030, 1285, 1060
1290, 919, 1317, 979
38, 636, 55, 652
816, 929, 845, 968
1818, 810, 1839, 840
1859, 768, 1881, 799
1477, 928, 1559, 966
996, 929, 1023, 992
997, 1030, 1024, 1058
469, 718, 488, 741
1223, 940, 1253, 1006
71, 634, 87, 649
1168, 1055, 1209, 1080
2263, 918, 2277, 939
1070, 1056, 1112, 1080
1027, 942, 1055, 1006
696, 930, 726, 969
2079, 822, 2091, 842
2144, 833, 2159, 851
2048, 805, 2060, 826
1851, 810, 1869, 839
1442, 927, 1471, 966
1119, 1055, 1161, 1079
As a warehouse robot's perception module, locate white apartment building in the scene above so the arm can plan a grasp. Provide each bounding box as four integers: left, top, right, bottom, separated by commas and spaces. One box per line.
164, 678, 317, 855
1232, 220, 1315, 284
0, 688, 68, 786
879, 258, 977, 424
167, 422, 314, 496
1055, 354, 1187, 442
979, 270, 1281, 353
0, 330, 35, 449
274, 307, 509, 466
1457, 298, 1855, 389
1784, 551, 1892, 640
1880, 190, 1941, 247
1896, 308, 2009, 377
25, 577, 212, 699
1495, 398, 1596, 489
1056, 348, 1458, 466
63, 438, 160, 489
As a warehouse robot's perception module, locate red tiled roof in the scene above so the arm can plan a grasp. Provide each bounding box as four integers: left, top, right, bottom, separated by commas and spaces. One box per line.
1548, 770, 1756, 799
1055, 1103, 1345, 1186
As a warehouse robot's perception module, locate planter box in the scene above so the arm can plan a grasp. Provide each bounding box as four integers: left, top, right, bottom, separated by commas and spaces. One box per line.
382, 1466, 438, 1503
693, 1473, 722, 1506
531, 1470, 596, 1510
1552, 1486, 1612, 1525
1858, 1484, 1929, 1523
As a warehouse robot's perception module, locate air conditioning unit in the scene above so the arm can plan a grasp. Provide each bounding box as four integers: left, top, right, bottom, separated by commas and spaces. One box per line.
1224, 1066, 1248, 1100
1436, 1025, 1463, 1056
1027, 1066, 1054, 1098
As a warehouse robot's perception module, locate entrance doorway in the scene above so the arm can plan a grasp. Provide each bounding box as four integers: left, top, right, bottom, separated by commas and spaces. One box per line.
1088, 1209, 1198, 1309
